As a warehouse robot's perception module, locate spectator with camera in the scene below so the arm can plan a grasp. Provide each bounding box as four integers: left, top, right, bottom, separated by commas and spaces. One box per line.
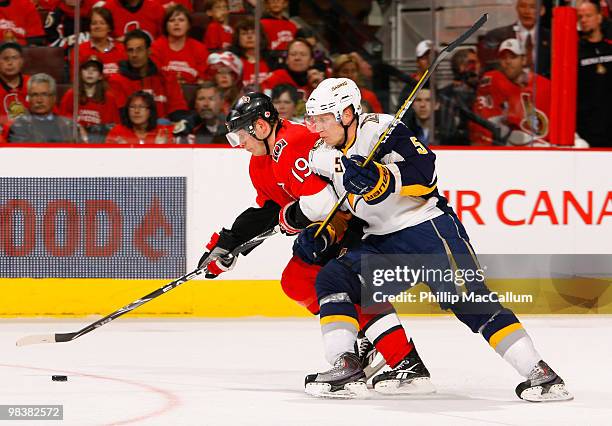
434, 48, 481, 146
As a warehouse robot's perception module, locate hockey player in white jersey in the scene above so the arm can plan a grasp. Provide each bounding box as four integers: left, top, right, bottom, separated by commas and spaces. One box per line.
295, 77, 572, 402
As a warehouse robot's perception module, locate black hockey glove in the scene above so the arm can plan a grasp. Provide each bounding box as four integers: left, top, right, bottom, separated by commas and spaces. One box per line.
197, 232, 238, 279
292, 224, 335, 265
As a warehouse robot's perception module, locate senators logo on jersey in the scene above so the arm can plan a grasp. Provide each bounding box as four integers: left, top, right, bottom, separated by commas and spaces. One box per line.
272, 138, 287, 162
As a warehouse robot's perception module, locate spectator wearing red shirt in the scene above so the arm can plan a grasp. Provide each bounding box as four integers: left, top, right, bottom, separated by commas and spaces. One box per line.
0, 0, 45, 45
70, 7, 127, 78
160, 0, 192, 11
261, 38, 314, 99
203, 0, 233, 51
60, 56, 121, 142
108, 29, 189, 121
332, 53, 383, 113
260, 0, 297, 51
471, 38, 551, 146
230, 17, 272, 88
206, 51, 242, 115
151, 5, 208, 84
103, 0, 165, 41
106, 90, 175, 144
0, 42, 28, 129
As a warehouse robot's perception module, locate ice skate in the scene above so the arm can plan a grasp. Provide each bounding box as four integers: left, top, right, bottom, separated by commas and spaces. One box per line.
355, 332, 386, 380
305, 352, 368, 399
516, 360, 573, 402
372, 340, 435, 395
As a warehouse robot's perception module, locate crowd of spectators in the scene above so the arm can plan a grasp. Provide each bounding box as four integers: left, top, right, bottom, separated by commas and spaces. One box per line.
398, 0, 610, 147
0, 0, 608, 147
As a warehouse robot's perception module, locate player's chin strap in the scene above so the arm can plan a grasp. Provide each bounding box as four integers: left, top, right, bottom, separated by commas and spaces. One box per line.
254, 119, 281, 156
340, 112, 358, 150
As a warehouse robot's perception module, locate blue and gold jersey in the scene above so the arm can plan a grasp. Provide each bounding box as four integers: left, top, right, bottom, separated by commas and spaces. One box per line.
309, 113, 453, 236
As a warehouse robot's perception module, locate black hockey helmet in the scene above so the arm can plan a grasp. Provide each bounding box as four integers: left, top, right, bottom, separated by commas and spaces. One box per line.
225, 92, 279, 147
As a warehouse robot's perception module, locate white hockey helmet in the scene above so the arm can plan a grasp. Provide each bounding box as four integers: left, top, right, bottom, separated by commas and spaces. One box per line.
305, 77, 362, 123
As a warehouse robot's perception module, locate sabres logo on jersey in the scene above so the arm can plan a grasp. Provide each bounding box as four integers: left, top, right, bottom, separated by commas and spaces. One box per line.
272, 139, 287, 162
311, 138, 325, 152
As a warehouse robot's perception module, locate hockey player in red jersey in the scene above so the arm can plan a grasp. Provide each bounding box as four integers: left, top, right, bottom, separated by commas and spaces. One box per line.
196, 92, 340, 313
471, 38, 551, 146
197, 93, 432, 390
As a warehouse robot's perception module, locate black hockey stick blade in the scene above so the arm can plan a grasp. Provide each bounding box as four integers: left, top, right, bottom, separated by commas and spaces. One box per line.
16, 227, 279, 347
314, 14, 487, 238
446, 13, 487, 53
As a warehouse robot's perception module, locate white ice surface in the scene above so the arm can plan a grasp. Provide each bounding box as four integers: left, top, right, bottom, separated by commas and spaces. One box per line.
1, 316, 610, 426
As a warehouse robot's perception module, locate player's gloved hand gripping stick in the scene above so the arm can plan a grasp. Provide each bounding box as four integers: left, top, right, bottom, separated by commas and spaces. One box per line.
314, 13, 488, 238
15, 226, 280, 347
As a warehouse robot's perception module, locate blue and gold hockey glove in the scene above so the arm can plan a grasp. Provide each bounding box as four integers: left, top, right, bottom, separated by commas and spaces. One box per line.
292, 224, 336, 265
341, 155, 395, 204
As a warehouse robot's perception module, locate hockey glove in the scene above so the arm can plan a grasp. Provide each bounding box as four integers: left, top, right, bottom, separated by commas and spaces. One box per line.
341, 155, 395, 205
197, 232, 238, 279
292, 223, 336, 265
278, 201, 303, 236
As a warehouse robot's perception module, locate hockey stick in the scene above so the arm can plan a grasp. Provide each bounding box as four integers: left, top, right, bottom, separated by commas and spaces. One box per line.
16, 226, 279, 347
314, 14, 488, 238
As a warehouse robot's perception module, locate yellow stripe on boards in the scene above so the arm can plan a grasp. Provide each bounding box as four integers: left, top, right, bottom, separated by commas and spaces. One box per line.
2, 277, 612, 317
0, 279, 312, 318
489, 323, 524, 349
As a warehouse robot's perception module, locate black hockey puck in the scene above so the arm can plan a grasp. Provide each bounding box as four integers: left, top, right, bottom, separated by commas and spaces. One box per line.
52, 375, 67, 381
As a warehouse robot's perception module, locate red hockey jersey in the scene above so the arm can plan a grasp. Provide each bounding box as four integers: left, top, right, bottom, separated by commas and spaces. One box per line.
108, 61, 188, 118
70, 40, 127, 78
260, 68, 310, 99
59, 89, 121, 127
105, 123, 175, 144
241, 58, 271, 88
0, 74, 29, 127
0, 0, 44, 44
203, 21, 233, 51
160, 0, 193, 11
151, 36, 209, 84
260, 17, 297, 51
255, 120, 333, 222
471, 69, 551, 145
103, 0, 165, 40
